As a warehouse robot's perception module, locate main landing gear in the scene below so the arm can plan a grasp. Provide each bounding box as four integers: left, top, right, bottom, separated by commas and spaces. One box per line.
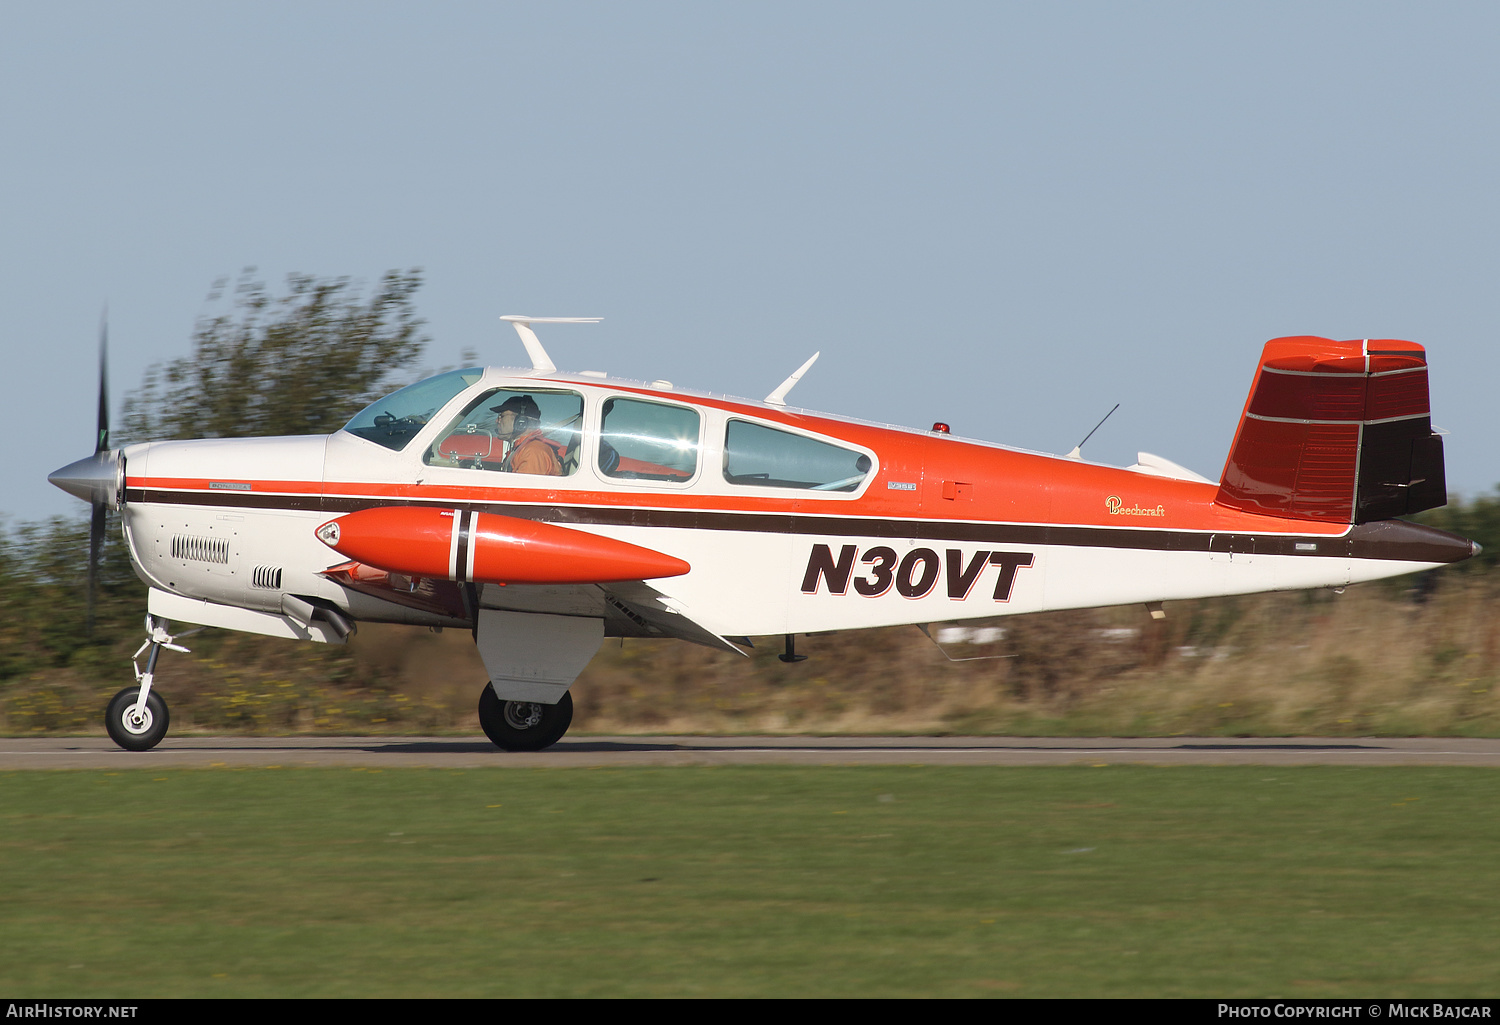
106, 617, 190, 752
477, 684, 574, 752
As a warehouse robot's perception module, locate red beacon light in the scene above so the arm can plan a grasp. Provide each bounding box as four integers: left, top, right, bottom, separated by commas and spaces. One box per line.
931, 422, 951, 434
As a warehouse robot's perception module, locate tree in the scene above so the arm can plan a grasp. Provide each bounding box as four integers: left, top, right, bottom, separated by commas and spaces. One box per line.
122, 269, 430, 442
0, 511, 142, 682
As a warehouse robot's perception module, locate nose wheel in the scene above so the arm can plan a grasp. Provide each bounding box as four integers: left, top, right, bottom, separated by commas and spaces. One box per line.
104, 616, 190, 752
478, 684, 574, 751
105, 686, 170, 752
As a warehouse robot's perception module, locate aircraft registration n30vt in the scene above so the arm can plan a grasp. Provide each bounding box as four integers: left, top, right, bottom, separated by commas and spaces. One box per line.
49, 319, 1478, 751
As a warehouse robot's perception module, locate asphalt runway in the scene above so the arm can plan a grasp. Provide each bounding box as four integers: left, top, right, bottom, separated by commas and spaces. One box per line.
3, 734, 1500, 769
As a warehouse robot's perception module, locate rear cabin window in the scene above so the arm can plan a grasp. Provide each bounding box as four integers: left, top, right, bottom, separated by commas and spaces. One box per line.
424, 388, 584, 477
723, 420, 872, 492
597, 398, 700, 482
343, 368, 484, 451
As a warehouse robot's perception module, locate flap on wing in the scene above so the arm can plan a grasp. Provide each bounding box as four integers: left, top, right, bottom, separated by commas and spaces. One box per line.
468, 579, 748, 656
918, 619, 1012, 662
602, 581, 749, 656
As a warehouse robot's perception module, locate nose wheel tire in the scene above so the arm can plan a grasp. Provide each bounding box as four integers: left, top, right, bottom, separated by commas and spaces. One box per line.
478, 685, 573, 752
105, 687, 170, 752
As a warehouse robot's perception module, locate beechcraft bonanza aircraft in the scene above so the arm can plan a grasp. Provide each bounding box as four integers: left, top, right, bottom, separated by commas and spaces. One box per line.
50, 318, 1478, 751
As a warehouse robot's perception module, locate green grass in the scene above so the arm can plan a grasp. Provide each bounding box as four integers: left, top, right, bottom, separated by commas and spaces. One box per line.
2, 766, 1498, 997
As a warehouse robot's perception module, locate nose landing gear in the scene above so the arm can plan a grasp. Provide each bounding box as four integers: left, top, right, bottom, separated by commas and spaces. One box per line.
106, 617, 190, 752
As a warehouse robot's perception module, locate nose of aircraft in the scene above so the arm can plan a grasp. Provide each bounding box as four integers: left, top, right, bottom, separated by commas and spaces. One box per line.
48, 450, 120, 507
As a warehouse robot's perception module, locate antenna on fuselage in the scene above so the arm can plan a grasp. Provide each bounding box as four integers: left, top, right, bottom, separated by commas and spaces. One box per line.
499, 315, 602, 374
1066, 402, 1119, 460
765, 351, 820, 406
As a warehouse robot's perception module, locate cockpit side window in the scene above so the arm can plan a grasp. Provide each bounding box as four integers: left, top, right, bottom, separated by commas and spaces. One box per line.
424, 388, 584, 477
723, 419, 872, 492
597, 398, 700, 482
343, 368, 484, 451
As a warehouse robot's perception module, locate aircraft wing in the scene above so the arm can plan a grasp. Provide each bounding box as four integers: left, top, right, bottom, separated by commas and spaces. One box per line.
478, 579, 748, 656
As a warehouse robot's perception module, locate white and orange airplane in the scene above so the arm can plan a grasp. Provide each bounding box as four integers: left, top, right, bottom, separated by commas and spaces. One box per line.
50, 319, 1477, 751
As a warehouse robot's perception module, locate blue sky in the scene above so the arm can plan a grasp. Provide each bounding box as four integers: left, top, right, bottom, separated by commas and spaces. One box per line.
6, 2, 1499, 522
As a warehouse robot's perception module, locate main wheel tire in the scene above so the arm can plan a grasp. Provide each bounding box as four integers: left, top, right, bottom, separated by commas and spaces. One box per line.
105, 686, 170, 752
477, 686, 573, 752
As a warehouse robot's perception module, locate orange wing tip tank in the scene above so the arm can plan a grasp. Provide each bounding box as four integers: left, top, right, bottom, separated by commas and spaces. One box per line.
314, 505, 691, 585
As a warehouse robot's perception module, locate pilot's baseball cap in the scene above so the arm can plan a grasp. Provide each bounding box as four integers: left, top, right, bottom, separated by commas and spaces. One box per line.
489, 395, 540, 419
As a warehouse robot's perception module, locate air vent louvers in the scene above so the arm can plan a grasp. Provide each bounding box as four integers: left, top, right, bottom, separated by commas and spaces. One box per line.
171, 534, 231, 565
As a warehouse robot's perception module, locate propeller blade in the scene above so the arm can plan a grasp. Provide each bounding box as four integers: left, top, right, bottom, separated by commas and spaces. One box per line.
88, 503, 105, 637
48, 315, 120, 507
89, 315, 110, 637
96, 313, 109, 454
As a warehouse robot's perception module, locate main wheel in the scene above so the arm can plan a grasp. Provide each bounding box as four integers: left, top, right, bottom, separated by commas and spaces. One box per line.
477, 685, 573, 752
105, 687, 170, 752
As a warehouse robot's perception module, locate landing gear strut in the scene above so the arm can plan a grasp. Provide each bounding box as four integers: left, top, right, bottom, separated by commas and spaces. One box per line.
106, 616, 189, 752
477, 684, 574, 752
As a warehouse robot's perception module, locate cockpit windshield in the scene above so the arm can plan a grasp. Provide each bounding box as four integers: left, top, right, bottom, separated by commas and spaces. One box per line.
343, 368, 485, 451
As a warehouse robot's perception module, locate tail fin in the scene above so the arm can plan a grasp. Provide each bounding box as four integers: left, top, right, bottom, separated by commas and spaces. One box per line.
1215, 336, 1446, 524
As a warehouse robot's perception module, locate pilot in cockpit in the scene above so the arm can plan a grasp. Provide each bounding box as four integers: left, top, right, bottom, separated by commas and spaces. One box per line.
491, 395, 564, 476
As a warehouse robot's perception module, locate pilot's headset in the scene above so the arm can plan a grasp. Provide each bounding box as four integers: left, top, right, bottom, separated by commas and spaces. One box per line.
491, 395, 542, 434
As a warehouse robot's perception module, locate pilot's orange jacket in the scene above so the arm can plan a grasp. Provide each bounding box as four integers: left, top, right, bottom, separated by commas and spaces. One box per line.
506, 430, 564, 476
